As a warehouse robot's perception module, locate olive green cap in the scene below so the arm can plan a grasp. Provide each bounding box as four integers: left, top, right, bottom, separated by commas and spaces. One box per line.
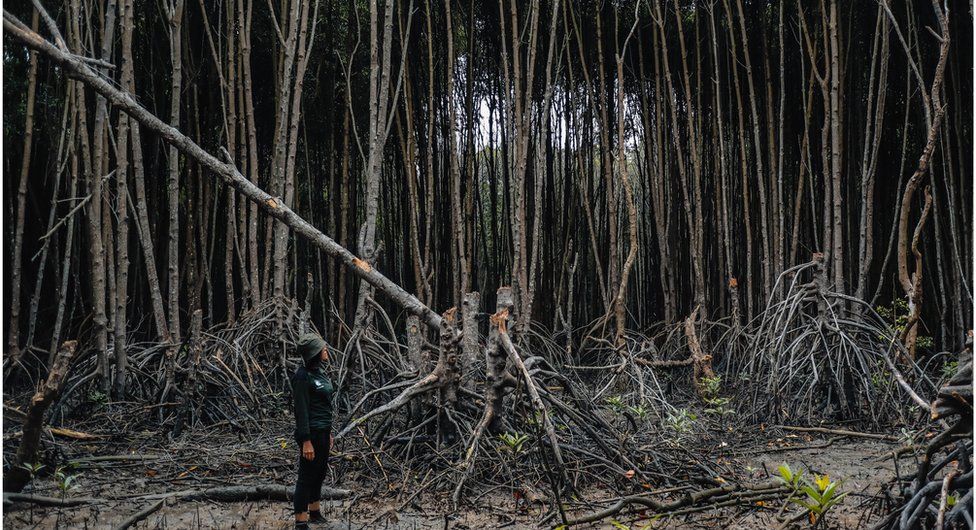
297, 333, 327, 363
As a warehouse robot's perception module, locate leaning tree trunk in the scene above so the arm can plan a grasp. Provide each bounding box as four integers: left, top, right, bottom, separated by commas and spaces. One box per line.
2, 12, 444, 331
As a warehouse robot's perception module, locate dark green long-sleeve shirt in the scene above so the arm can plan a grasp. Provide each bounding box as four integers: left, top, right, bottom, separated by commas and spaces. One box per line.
292, 366, 334, 443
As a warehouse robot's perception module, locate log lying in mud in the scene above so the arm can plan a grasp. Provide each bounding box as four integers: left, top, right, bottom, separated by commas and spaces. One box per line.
4, 340, 78, 493
3, 484, 352, 509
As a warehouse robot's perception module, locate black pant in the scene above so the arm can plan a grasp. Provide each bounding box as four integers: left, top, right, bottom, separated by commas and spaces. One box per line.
293, 429, 330, 514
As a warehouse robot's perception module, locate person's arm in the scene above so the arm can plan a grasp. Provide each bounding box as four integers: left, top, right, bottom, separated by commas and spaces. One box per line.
293, 374, 312, 445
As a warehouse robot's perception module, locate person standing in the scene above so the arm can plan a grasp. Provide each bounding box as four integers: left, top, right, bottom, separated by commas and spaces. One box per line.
292, 333, 335, 528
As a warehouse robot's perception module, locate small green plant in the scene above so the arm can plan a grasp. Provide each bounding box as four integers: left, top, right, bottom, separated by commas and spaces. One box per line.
54, 466, 81, 495
876, 298, 934, 352
698, 375, 722, 398
703, 396, 735, 415
898, 428, 917, 449
19, 462, 45, 524
876, 298, 909, 325
664, 408, 696, 445
776, 464, 846, 525
498, 432, 530, 455
665, 408, 696, 435
53, 466, 82, 527
793, 474, 846, 525
698, 376, 735, 416
626, 404, 649, 420
88, 389, 108, 409
606, 396, 626, 412
775, 463, 805, 490
18, 461, 45, 479
942, 360, 959, 380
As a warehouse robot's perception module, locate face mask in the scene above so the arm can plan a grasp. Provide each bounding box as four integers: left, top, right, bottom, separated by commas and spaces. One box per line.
311, 358, 328, 374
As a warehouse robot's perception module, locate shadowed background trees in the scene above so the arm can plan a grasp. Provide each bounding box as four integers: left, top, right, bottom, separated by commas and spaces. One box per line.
3, 0, 972, 391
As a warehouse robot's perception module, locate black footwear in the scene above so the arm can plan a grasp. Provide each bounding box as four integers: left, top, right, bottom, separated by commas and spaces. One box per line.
308, 510, 327, 524
295, 522, 310, 530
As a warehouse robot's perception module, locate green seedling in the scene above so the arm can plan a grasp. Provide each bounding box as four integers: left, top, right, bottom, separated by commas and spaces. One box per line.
498, 432, 530, 454
777, 464, 846, 526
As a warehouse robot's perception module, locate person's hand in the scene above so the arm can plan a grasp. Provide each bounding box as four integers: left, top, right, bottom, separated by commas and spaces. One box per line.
302, 440, 315, 460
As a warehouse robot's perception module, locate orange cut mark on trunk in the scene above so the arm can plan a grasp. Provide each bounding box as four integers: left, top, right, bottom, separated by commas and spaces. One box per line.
352, 258, 372, 272
266, 197, 279, 209
490, 309, 510, 333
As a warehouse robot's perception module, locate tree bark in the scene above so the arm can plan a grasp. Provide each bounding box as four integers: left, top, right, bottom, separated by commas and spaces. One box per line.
6, 9, 40, 367
4, 341, 79, 493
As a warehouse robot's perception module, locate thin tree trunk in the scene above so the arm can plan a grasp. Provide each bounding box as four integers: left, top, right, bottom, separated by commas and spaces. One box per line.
166, 0, 185, 344
7, 9, 40, 367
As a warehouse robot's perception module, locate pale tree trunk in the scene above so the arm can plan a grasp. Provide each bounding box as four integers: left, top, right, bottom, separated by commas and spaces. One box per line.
240, 0, 262, 307
707, 3, 737, 322
594, 8, 618, 319
396, 60, 430, 305
445, 0, 468, 304
523, 0, 560, 331
648, 17, 675, 323
790, 71, 817, 267
113, 0, 137, 397
856, 7, 890, 301
672, 0, 706, 314
828, 0, 845, 293
115, 0, 170, 345
654, 0, 699, 320
498, 0, 541, 330
166, 0, 185, 343
721, 0, 753, 320
50, 147, 79, 363
733, 0, 771, 301
87, 0, 117, 392
354, 0, 397, 332
130, 108, 171, 342
271, 0, 314, 304
27, 85, 72, 356
7, 9, 40, 367
612, 4, 640, 348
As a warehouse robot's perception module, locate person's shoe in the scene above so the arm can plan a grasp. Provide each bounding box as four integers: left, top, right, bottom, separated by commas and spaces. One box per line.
308, 510, 327, 524
295, 521, 310, 530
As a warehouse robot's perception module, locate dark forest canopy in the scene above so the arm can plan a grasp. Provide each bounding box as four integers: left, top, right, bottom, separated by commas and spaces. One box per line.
2, 0, 972, 386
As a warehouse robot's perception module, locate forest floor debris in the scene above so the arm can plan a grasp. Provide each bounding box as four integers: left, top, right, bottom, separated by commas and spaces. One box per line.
3, 404, 910, 529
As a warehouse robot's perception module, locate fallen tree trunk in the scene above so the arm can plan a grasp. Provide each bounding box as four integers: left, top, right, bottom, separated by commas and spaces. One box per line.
3, 484, 352, 509
1, 8, 442, 331
4, 340, 78, 493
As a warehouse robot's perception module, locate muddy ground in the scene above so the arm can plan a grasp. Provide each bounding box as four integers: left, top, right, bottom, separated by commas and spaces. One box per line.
3, 414, 908, 529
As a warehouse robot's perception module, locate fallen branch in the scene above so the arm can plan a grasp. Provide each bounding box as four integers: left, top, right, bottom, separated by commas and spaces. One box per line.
774, 425, 899, 442
2, 493, 103, 507
113, 499, 165, 530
